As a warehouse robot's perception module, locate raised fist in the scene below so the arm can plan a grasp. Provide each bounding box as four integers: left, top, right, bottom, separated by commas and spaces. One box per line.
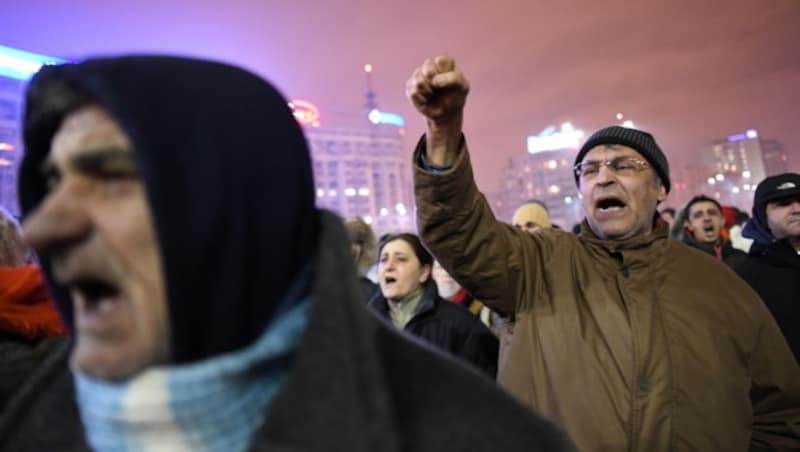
406, 55, 469, 125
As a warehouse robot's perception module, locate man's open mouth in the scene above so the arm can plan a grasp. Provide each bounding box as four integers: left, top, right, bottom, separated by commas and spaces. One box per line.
71, 278, 122, 313
596, 197, 627, 212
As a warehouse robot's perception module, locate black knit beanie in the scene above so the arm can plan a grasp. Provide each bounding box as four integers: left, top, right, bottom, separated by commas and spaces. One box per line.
574, 126, 671, 193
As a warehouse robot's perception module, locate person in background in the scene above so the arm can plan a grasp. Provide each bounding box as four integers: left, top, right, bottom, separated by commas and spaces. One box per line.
344, 217, 379, 302
369, 233, 499, 377
511, 200, 551, 234
679, 195, 746, 268
734, 173, 800, 363
0, 207, 65, 414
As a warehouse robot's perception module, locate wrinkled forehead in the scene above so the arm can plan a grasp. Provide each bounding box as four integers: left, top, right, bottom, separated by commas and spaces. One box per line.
581, 144, 644, 162
48, 105, 133, 165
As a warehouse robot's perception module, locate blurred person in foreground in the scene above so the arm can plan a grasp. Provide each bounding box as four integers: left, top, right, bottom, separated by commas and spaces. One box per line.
407, 54, 800, 451
734, 173, 800, 363
368, 233, 498, 377
0, 55, 573, 452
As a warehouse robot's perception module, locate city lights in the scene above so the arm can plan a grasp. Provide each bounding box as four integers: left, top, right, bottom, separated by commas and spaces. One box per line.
379, 207, 389, 217
288, 99, 321, 127
316, 188, 325, 198
0, 45, 65, 80
742, 170, 751, 179
395, 203, 407, 216
621, 120, 635, 129
368, 109, 405, 127
344, 187, 357, 197
708, 177, 716, 185
527, 123, 585, 154
0, 143, 13, 151
364, 64, 373, 73
715, 174, 724, 181
358, 187, 370, 196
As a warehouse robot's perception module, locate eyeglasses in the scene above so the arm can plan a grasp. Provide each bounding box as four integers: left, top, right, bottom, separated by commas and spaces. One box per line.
574, 156, 650, 179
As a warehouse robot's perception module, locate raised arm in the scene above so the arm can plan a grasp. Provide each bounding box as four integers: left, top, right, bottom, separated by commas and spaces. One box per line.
407, 56, 557, 315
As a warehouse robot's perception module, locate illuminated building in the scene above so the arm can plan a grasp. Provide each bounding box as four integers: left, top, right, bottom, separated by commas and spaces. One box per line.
290, 99, 413, 235
490, 123, 585, 229
0, 45, 64, 216
702, 129, 787, 210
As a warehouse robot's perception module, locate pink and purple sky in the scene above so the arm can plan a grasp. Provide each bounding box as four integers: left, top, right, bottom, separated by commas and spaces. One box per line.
2, 0, 798, 197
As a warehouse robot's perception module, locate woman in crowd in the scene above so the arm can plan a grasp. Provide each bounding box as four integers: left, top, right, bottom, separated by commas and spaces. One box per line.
368, 233, 498, 377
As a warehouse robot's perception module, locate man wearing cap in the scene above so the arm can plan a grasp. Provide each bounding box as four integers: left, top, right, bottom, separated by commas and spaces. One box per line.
511, 200, 551, 234
407, 55, 800, 451
734, 173, 800, 363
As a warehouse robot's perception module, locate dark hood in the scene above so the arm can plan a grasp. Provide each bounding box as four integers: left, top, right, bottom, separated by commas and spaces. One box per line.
19, 56, 317, 364
742, 215, 775, 245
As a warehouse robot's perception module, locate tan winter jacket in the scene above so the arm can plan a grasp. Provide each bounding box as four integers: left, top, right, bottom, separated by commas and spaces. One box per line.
413, 139, 800, 452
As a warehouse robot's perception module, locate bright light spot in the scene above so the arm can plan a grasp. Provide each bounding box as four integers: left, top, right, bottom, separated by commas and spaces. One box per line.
328, 189, 337, 197
0, 45, 65, 81
358, 187, 370, 196
707, 177, 716, 185
548, 185, 560, 195
742, 170, 751, 179
547, 160, 558, 169
0, 158, 11, 167
368, 109, 381, 125
564, 196, 573, 204
316, 188, 325, 198
364, 64, 373, 73
622, 120, 635, 128
0, 142, 13, 151
363, 215, 373, 224
746, 129, 758, 139
732, 186, 740, 194
715, 174, 724, 181
714, 192, 721, 199
616, 113, 624, 120
289, 99, 321, 127
528, 124, 585, 154
743, 184, 750, 191
395, 203, 407, 216
344, 187, 357, 197
379, 207, 389, 217
398, 128, 406, 136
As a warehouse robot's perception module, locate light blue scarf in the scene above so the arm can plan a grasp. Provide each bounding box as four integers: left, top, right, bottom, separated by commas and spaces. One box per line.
75, 280, 310, 452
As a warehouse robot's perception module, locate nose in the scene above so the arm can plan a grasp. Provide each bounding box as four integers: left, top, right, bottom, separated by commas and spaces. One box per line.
594, 163, 616, 186
22, 185, 92, 257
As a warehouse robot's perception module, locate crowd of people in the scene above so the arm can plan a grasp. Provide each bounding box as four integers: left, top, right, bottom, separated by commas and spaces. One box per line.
0, 53, 797, 451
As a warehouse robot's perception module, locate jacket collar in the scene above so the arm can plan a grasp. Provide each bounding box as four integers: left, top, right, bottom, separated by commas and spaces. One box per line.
578, 217, 670, 271
368, 279, 439, 324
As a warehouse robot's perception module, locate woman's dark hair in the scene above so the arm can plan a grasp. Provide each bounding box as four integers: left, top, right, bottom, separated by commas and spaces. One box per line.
378, 233, 433, 268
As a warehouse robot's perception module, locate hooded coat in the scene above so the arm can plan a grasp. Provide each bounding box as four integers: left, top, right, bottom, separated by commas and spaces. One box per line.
0, 56, 575, 452
414, 138, 800, 452
734, 211, 800, 364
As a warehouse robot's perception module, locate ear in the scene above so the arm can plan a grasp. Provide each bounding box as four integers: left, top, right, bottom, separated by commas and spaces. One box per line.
419, 264, 432, 284
657, 184, 667, 203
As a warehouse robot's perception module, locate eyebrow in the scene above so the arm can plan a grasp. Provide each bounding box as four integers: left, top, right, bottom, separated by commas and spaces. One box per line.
41, 147, 138, 179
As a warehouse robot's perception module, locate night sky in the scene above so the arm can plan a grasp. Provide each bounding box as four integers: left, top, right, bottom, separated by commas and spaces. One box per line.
2, 0, 798, 202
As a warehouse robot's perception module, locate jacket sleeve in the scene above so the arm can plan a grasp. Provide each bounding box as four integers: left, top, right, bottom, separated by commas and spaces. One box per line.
749, 310, 800, 451
413, 135, 556, 316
